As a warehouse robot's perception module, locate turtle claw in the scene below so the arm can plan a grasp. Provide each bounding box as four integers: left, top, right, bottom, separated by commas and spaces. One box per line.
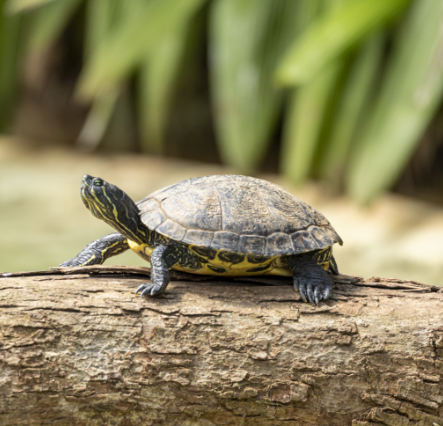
136, 283, 165, 297
293, 278, 306, 303
306, 285, 315, 305
314, 287, 322, 305
136, 283, 153, 297
140, 287, 154, 297
294, 277, 331, 305
322, 284, 332, 301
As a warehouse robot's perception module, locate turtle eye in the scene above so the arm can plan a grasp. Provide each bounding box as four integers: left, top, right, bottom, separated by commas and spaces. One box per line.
93, 178, 104, 187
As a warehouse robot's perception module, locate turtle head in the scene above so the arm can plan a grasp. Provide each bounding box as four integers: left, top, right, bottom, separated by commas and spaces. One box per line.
80, 175, 146, 244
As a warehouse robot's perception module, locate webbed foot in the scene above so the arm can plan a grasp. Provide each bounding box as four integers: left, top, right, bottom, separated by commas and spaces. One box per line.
294, 276, 332, 305
59, 233, 129, 267
287, 252, 335, 305
136, 245, 172, 298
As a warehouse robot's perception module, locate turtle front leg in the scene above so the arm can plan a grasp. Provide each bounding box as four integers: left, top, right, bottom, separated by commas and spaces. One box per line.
136, 245, 174, 297
287, 252, 334, 305
60, 233, 129, 267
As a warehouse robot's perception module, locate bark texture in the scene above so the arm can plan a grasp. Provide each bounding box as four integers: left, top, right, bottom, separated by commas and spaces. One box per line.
0, 266, 443, 426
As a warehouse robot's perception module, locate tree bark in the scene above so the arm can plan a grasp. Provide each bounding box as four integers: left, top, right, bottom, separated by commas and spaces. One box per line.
0, 266, 443, 426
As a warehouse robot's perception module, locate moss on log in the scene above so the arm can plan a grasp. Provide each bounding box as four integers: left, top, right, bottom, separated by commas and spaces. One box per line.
0, 266, 443, 425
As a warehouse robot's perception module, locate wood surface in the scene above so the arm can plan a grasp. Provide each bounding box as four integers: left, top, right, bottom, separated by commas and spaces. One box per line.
0, 266, 442, 425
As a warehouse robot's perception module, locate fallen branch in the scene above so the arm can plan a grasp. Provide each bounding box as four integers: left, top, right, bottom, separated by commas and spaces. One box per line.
0, 267, 442, 425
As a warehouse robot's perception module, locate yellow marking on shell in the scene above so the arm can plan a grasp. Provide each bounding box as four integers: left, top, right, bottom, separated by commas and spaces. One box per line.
188, 246, 294, 276
172, 263, 293, 277
128, 240, 329, 277
128, 239, 291, 276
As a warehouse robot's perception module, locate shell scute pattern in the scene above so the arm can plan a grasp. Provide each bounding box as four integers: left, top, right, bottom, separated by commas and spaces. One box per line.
262, 187, 312, 232
156, 219, 186, 241
189, 175, 232, 186
246, 262, 272, 273
266, 233, 293, 257
311, 226, 332, 247
246, 254, 268, 264
212, 231, 239, 251
144, 209, 167, 230
238, 235, 267, 256
182, 229, 213, 246
138, 175, 341, 257
217, 251, 245, 264
137, 198, 158, 214
327, 227, 342, 245
161, 184, 222, 232
215, 181, 273, 236
149, 179, 190, 202
208, 265, 226, 273
191, 245, 217, 261
291, 229, 316, 253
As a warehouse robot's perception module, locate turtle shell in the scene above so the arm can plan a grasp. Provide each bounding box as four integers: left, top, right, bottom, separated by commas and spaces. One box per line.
136, 175, 342, 257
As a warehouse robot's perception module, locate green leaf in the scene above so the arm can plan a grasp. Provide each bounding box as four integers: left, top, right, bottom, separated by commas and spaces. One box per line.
276, 0, 410, 86
78, 0, 206, 99
0, 0, 23, 131
84, 0, 122, 62
347, 0, 443, 204
210, 0, 301, 172
280, 0, 345, 185
319, 33, 384, 187
77, 90, 119, 151
77, 0, 124, 151
281, 61, 344, 184
27, 0, 81, 50
138, 21, 189, 154
5, 0, 57, 14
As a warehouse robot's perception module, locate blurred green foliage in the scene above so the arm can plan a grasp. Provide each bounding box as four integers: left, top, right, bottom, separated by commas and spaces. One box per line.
3, 0, 443, 203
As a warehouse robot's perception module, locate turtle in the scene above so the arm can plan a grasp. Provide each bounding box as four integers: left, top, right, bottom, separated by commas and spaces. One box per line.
60, 174, 343, 304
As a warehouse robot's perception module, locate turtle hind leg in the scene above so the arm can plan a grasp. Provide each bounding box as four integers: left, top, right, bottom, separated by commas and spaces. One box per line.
287, 253, 333, 305
136, 245, 173, 297
60, 233, 129, 267
329, 255, 339, 275
313, 246, 339, 275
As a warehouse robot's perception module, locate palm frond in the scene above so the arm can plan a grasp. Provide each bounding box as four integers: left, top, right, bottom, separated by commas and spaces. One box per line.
347, 0, 443, 203
276, 0, 410, 86
79, 0, 206, 100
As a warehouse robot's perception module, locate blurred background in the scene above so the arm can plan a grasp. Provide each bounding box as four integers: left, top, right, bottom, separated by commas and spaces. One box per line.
2, 0, 443, 285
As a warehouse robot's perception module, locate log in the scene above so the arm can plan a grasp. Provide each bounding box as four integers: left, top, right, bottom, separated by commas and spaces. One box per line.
0, 266, 443, 426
